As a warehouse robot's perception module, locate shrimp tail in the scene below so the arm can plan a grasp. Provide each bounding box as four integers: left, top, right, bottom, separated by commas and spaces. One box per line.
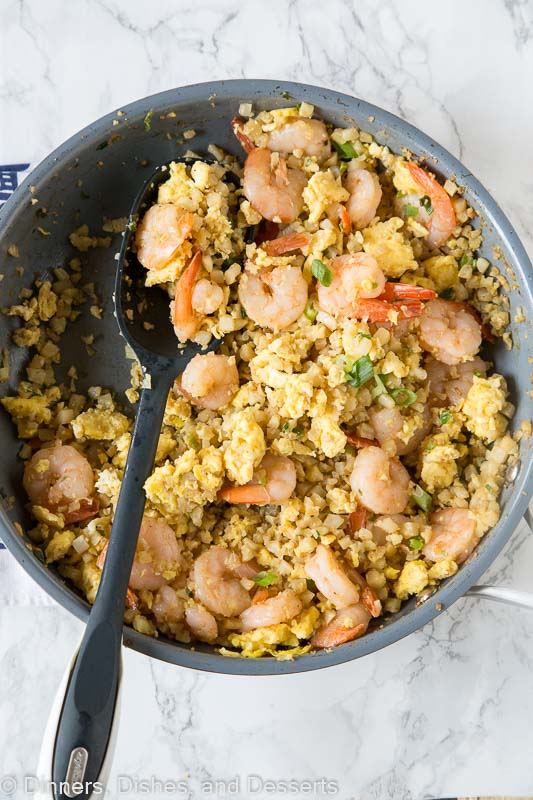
311, 621, 367, 649
218, 483, 271, 505
171, 250, 203, 340
262, 232, 311, 256
380, 283, 437, 302
352, 298, 424, 322
361, 586, 382, 618
348, 509, 367, 532
345, 433, 378, 448
339, 205, 352, 234
231, 116, 255, 154
64, 497, 99, 524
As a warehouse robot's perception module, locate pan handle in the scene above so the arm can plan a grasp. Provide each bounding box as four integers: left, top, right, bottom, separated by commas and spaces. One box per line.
466, 585, 533, 610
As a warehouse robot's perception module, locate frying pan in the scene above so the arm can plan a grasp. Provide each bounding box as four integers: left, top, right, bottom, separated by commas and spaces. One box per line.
0, 80, 532, 678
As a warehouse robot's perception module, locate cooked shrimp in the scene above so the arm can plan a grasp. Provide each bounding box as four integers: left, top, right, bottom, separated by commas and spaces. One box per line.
344, 163, 382, 229
171, 250, 202, 342
419, 299, 482, 365
397, 163, 456, 249
240, 589, 303, 632
369, 406, 432, 456
311, 603, 371, 649
317, 253, 386, 316
180, 353, 239, 410
238, 264, 308, 331
305, 544, 360, 609
96, 515, 184, 592
262, 231, 311, 256
350, 446, 411, 514
152, 585, 185, 625
317, 254, 433, 322
192, 546, 251, 617
426, 355, 488, 406
219, 454, 296, 505
185, 603, 218, 643
191, 278, 224, 315
267, 117, 331, 161
136, 205, 194, 271
23, 443, 96, 524
243, 148, 307, 223
231, 115, 255, 154
424, 507, 479, 564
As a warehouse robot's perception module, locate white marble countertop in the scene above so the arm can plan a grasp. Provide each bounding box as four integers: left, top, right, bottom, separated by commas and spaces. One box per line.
1, 1, 533, 798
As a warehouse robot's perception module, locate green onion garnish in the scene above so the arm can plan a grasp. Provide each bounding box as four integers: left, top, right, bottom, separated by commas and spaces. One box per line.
311, 259, 333, 286
345, 355, 374, 389
409, 536, 424, 551
143, 110, 153, 131
438, 409, 452, 426
390, 387, 418, 407
459, 253, 474, 267
438, 287, 454, 300
332, 140, 359, 160
253, 571, 279, 587
403, 203, 419, 218
411, 485, 433, 513
420, 195, 433, 214
304, 301, 317, 321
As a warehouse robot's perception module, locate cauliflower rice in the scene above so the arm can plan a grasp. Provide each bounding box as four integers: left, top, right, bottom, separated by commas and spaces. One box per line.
1, 101, 524, 659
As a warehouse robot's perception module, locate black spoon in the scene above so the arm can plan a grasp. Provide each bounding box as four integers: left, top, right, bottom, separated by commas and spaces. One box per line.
45, 158, 226, 800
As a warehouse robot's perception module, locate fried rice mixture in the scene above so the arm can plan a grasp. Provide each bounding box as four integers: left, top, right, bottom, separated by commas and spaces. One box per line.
1, 101, 525, 658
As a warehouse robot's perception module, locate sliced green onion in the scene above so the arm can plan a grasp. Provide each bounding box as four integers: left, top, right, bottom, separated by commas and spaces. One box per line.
332, 140, 359, 160
390, 387, 418, 406
473, 370, 482, 377
281, 422, 290, 432
438, 409, 452, 426
345, 444, 356, 456
396, 190, 406, 198
403, 203, 419, 218
304, 301, 317, 321
420, 195, 433, 214
280, 90, 293, 100
372, 374, 388, 399
311, 259, 333, 286
241, 307, 247, 319
411, 485, 433, 513
438, 287, 454, 300
143, 109, 153, 131
409, 536, 424, 551
253, 571, 279, 587
306, 578, 317, 592
345, 355, 374, 389
459, 253, 474, 267
293, 426, 303, 436
356, 332, 372, 340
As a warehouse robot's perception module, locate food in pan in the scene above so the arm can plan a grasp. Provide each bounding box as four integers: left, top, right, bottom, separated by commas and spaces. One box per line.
2, 101, 520, 658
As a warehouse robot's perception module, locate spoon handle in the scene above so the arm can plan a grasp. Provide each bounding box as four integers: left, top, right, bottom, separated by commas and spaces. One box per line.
49, 371, 173, 800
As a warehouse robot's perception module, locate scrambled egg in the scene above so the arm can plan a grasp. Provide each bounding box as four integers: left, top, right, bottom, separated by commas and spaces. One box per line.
462, 375, 508, 442
394, 560, 429, 600
222, 408, 266, 484
362, 217, 418, 277
420, 433, 462, 491
224, 607, 319, 659
145, 447, 225, 521
71, 408, 130, 440
422, 255, 459, 292
303, 171, 349, 224
0, 395, 52, 437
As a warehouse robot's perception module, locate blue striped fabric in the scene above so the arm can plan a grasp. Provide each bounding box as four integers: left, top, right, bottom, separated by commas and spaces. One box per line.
1, 163, 31, 549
